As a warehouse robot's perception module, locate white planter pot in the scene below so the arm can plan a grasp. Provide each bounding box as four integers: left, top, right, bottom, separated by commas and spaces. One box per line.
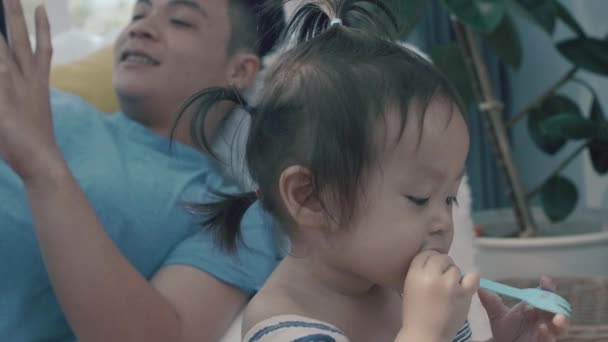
473, 207, 608, 279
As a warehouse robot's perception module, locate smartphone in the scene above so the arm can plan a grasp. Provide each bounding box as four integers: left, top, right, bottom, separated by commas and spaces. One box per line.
0, 0, 7, 42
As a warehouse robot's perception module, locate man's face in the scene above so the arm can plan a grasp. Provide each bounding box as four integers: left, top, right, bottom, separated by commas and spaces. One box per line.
113, 0, 233, 106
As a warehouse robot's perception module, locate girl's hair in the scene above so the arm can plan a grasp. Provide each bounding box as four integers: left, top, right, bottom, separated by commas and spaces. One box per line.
185, 0, 465, 252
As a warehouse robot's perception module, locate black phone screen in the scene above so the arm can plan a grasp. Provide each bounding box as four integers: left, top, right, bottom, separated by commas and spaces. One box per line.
0, 1, 7, 41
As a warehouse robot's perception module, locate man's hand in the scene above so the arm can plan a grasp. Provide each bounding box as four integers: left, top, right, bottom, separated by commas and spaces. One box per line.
0, 0, 61, 181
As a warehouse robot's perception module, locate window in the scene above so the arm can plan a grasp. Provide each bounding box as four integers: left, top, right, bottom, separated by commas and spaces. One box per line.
68, 0, 134, 38
19, 0, 44, 33
21, 0, 134, 39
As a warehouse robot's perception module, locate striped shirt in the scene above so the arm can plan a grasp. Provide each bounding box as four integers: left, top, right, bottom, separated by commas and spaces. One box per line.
244, 315, 472, 342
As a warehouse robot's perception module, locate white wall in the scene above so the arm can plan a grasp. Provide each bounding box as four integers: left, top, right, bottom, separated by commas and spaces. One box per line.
509, 0, 608, 210
44, 0, 119, 65
45, 0, 71, 35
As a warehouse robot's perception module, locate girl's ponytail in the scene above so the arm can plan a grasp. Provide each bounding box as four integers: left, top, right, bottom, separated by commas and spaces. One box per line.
282, 0, 399, 47
175, 86, 258, 252
189, 191, 257, 252
173, 86, 255, 160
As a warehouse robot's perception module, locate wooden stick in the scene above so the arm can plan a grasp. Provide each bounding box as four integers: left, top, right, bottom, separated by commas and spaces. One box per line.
451, 19, 538, 237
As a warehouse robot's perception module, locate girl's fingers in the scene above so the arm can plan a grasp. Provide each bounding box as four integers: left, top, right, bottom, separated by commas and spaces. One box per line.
34, 5, 51, 78
551, 314, 570, 336
539, 275, 557, 292
460, 272, 480, 294
445, 265, 462, 284
537, 322, 551, 338
426, 254, 454, 275
5, 0, 34, 72
409, 250, 438, 270
477, 288, 508, 321
535, 312, 568, 337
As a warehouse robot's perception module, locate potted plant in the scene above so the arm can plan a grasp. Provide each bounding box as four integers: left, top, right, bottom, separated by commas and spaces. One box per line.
397, 0, 608, 279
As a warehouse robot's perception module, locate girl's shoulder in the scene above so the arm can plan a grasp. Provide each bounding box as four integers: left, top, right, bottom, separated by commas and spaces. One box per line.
243, 314, 349, 342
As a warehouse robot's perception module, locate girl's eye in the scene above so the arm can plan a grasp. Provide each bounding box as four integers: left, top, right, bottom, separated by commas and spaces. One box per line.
446, 196, 459, 207
406, 196, 429, 206
132, 14, 144, 21
171, 19, 193, 27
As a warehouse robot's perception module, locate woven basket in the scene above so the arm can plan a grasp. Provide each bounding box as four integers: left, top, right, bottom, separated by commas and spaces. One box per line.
497, 277, 608, 341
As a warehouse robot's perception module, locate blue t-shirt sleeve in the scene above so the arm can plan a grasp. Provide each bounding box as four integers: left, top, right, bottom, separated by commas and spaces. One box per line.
162, 201, 283, 296
50, 88, 104, 115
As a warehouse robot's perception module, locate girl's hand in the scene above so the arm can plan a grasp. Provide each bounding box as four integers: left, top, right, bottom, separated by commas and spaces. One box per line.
397, 250, 479, 342
479, 276, 570, 342
0, 0, 60, 181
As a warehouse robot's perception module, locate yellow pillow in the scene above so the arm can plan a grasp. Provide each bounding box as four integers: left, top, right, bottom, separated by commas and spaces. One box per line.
50, 46, 119, 113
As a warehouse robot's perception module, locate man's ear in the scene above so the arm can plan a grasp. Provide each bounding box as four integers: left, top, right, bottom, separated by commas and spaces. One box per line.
227, 52, 261, 90
278, 165, 325, 230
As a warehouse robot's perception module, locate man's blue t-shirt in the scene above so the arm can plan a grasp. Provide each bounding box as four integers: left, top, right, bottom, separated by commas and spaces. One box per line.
0, 90, 281, 341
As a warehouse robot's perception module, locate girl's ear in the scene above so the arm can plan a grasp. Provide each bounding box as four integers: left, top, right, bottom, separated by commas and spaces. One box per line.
226, 52, 261, 90
278, 165, 325, 231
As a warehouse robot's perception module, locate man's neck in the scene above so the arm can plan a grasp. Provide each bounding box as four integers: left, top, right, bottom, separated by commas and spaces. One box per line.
118, 97, 194, 146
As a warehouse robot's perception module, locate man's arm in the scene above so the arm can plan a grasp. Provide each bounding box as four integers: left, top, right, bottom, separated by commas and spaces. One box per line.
152, 265, 247, 342
27, 161, 246, 342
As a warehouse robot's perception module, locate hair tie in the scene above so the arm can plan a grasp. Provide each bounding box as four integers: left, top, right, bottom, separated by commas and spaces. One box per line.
242, 103, 257, 116
330, 18, 342, 27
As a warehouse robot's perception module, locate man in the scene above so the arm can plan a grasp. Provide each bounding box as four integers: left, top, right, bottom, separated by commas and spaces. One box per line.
0, 0, 284, 341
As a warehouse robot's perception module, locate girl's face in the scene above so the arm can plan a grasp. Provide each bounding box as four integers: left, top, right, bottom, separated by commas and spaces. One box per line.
325, 98, 470, 293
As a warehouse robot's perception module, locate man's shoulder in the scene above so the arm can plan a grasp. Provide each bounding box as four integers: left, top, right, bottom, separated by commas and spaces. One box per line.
50, 88, 114, 133
50, 88, 105, 115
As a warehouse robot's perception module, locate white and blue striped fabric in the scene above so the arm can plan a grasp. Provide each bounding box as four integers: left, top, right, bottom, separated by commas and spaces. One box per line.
243, 315, 472, 342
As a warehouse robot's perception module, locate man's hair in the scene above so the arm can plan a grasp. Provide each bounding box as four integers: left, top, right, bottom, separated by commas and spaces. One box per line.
227, 0, 285, 57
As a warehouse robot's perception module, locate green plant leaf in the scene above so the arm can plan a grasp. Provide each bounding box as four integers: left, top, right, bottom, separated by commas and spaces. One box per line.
557, 38, 608, 76
529, 107, 566, 154
540, 175, 578, 222
555, 1, 586, 37
395, 0, 430, 37
528, 95, 582, 154
589, 97, 608, 174
513, 0, 557, 34
539, 113, 595, 140
442, 0, 507, 33
485, 14, 522, 69
589, 140, 608, 175
429, 44, 475, 110
589, 96, 608, 133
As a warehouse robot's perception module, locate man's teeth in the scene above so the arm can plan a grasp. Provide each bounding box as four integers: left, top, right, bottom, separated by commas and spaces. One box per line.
125, 54, 156, 64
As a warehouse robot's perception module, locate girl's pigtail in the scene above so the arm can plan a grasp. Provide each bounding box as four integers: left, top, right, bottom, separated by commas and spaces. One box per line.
173, 86, 256, 160
175, 86, 258, 252
281, 0, 399, 47
189, 191, 258, 252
